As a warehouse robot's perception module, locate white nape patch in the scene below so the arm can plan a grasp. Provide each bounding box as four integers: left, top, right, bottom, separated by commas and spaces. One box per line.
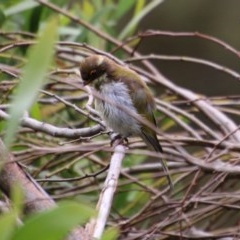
96, 55, 105, 66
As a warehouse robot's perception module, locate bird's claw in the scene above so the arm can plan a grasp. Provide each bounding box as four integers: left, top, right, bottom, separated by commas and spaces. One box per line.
109, 132, 128, 147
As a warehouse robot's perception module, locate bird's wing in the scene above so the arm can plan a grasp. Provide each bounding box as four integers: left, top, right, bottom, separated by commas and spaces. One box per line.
120, 72, 163, 152
121, 72, 173, 188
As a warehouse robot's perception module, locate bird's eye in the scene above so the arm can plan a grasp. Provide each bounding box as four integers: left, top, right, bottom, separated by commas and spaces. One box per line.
90, 70, 96, 76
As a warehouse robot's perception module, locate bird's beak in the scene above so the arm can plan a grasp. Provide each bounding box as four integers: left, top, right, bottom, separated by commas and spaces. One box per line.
76, 70, 89, 86
83, 80, 90, 86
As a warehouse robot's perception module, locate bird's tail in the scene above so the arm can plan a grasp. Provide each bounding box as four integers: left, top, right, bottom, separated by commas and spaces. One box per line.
141, 131, 174, 189
160, 158, 174, 189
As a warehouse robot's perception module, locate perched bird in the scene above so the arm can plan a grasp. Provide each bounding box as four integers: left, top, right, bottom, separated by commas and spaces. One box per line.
80, 54, 173, 188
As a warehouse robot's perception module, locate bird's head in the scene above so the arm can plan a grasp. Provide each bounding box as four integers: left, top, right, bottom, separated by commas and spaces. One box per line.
80, 55, 108, 86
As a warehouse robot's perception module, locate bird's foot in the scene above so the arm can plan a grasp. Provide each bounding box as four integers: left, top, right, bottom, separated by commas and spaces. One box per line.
109, 132, 128, 147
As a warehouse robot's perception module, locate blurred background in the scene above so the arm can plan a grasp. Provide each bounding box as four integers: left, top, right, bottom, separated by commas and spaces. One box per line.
129, 0, 240, 95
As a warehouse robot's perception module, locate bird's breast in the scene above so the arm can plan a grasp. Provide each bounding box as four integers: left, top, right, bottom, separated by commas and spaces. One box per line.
95, 81, 141, 137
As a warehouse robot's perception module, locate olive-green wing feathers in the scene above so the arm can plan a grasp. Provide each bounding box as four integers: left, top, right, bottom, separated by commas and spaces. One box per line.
120, 72, 173, 188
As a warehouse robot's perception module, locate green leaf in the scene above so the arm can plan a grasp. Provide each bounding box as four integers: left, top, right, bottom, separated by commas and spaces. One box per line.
4, 0, 39, 16
4, 18, 58, 147
30, 102, 42, 121
102, 227, 119, 240
11, 184, 24, 216
0, 213, 17, 240
119, 0, 165, 40
82, 1, 94, 20
12, 201, 95, 240
134, 0, 145, 15
0, 8, 6, 27
28, 5, 43, 33
114, 0, 136, 20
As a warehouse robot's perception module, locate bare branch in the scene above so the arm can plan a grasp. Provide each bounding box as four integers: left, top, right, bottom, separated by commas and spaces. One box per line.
87, 143, 126, 239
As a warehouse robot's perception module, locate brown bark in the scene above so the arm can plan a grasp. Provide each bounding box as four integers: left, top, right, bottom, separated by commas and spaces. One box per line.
0, 138, 90, 240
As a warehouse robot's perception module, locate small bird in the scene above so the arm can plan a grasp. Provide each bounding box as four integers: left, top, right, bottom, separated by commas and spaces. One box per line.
80, 54, 173, 188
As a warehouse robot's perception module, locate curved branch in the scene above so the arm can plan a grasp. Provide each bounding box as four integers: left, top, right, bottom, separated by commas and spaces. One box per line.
0, 110, 103, 138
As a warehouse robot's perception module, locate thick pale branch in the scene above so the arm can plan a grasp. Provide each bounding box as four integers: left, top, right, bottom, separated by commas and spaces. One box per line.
87, 144, 126, 239
0, 109, 102, 138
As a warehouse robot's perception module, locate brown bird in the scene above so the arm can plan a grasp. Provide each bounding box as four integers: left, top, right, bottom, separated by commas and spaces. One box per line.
80, 55, 173, 188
